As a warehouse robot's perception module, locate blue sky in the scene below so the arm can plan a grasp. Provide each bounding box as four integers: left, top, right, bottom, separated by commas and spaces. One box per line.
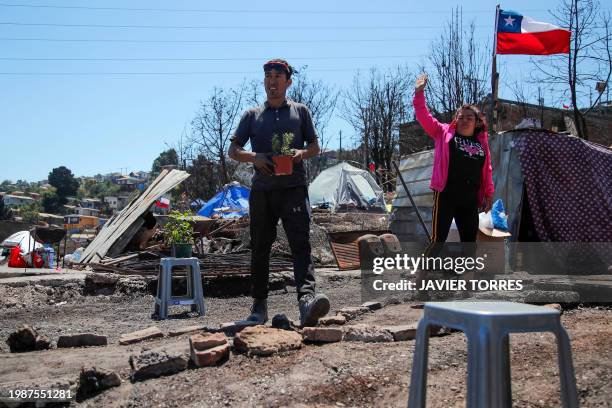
0, 0, 602, 182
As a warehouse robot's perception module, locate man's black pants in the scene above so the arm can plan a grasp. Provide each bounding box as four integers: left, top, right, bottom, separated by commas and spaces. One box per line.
249, 186, 315, 300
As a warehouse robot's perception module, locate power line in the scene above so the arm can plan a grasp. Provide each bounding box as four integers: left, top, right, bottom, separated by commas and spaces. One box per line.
0, 21, 493, 30
0, 55, 426, 62
0, 3, 559, 14
0, 68, 378, 75
0, 61, 543, 76
0, 37, 467, 43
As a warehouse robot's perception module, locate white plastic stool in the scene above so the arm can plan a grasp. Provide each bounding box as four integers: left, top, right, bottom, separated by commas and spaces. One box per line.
408, 301, 578, 408
154, 257, 205, 320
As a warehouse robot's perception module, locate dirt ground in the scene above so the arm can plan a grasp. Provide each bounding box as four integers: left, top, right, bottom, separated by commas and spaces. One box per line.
1, 269, 611, 408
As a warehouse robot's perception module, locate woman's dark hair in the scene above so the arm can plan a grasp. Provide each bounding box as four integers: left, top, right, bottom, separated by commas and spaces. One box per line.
453, 104, 487, 135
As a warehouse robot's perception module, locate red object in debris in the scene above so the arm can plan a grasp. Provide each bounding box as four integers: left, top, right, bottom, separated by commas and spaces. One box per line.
32, 251, 44, 268
368, 162, 375, 172
272, 155, 294, 176
8, 246, 27, 268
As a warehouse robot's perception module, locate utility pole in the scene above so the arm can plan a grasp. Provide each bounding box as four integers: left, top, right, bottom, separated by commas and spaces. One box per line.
338, 130, 342, 161
491, 5, 500, 133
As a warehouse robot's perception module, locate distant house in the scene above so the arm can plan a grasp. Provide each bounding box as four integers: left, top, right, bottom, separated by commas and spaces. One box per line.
64, 214, 99, 234
79, 176, 97, 186
3, 194, 35, 207
75, 207, 100, 217
81, 198, 102, 210
104, 195, 131, 211
115, 176, 140, 186
130, 171, 150, 181
38, 212, 65, 226
104, 196, 119, 210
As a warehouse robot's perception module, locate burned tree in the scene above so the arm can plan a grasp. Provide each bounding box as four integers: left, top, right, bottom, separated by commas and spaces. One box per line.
341, 67, 413, 191
531, 0, 612, 140
421, 7, 490, 120
190, 85, 245, 185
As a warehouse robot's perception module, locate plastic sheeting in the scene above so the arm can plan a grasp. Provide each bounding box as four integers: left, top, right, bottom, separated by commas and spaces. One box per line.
308, 162, 386, 213
1, 231, 43, 254
197, 183, 250, 219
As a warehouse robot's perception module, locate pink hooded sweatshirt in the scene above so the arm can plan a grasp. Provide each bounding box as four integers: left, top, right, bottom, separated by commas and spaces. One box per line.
413, 90, 494, 205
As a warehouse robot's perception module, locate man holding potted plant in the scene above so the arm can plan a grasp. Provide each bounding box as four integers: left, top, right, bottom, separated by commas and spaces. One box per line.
228, 58, 329, 327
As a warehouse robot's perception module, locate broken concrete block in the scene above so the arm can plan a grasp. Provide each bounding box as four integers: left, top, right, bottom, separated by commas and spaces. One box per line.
189, 332, 227, 350
57, 334, 108, 348
343, 324, 394, 343
168, 325, 211, 337
190, 334, 230, 368
302, 327, 343, 343
233, 326, 302, 356
361, 301, 382, 311
129, 349, 187, 382
318, 315, 347, 326
384, 325, 417, 341
6, 325, 51, 353
191, 343, 230, 367
75, 367, 121, 402
336, 307, 369, 320
119, 327, 163, 345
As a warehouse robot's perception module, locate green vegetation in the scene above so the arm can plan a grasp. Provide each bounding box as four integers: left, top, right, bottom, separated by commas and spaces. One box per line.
271, 132, 295, 156
162, 210, 196, 245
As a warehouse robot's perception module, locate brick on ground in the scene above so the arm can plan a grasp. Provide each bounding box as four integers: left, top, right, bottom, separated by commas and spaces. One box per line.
318, 315, 347, 326
168, 325, 211, 337
189, 332, 230, 367
302, 327, 343, 343
383, 325, 417, 341
343, 324, 394, 343
119, 326, 163, 345
233, 326, 302, 356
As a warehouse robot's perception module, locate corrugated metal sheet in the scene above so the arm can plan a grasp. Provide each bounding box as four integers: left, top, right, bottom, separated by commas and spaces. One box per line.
327, 230, 389, 270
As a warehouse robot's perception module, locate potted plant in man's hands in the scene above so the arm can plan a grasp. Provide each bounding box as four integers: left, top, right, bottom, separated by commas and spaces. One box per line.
271, 132, 295, 175
162, 210, 196, 258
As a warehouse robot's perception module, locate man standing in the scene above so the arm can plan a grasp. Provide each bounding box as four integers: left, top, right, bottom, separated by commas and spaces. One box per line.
228, 59, 330, 327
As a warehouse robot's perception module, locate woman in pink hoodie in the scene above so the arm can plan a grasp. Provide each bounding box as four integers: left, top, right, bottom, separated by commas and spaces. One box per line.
413, 74, 494, 249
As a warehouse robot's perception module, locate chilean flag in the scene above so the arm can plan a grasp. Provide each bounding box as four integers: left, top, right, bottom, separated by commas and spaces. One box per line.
496, 9, 570, 55
155, 197, 170, 209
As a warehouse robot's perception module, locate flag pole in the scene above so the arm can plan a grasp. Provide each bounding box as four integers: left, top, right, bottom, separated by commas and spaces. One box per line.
491, 5, 500, 132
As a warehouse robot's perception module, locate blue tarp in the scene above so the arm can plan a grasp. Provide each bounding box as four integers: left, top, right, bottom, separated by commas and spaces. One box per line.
190, 198, 206, 211
196, 184, 250, 219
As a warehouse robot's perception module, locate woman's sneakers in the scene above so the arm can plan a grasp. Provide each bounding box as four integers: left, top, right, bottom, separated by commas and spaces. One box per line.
299, 293, 330, 327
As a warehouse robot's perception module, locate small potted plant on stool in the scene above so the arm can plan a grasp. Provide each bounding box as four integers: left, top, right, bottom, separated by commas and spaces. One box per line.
271, 131, 295, 175
162, 210, 196, 258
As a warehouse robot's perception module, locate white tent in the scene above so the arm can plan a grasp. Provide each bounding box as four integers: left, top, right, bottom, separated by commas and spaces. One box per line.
1, 231, 43, 254
308, 162, 386, 213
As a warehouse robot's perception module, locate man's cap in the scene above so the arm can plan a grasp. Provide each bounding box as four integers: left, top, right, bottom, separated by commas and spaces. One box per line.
263, 59, 295, 78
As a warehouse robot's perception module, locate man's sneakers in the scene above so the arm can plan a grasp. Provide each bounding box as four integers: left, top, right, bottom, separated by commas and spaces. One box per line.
299, 293, 330, 327
245, 298, 268, 324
